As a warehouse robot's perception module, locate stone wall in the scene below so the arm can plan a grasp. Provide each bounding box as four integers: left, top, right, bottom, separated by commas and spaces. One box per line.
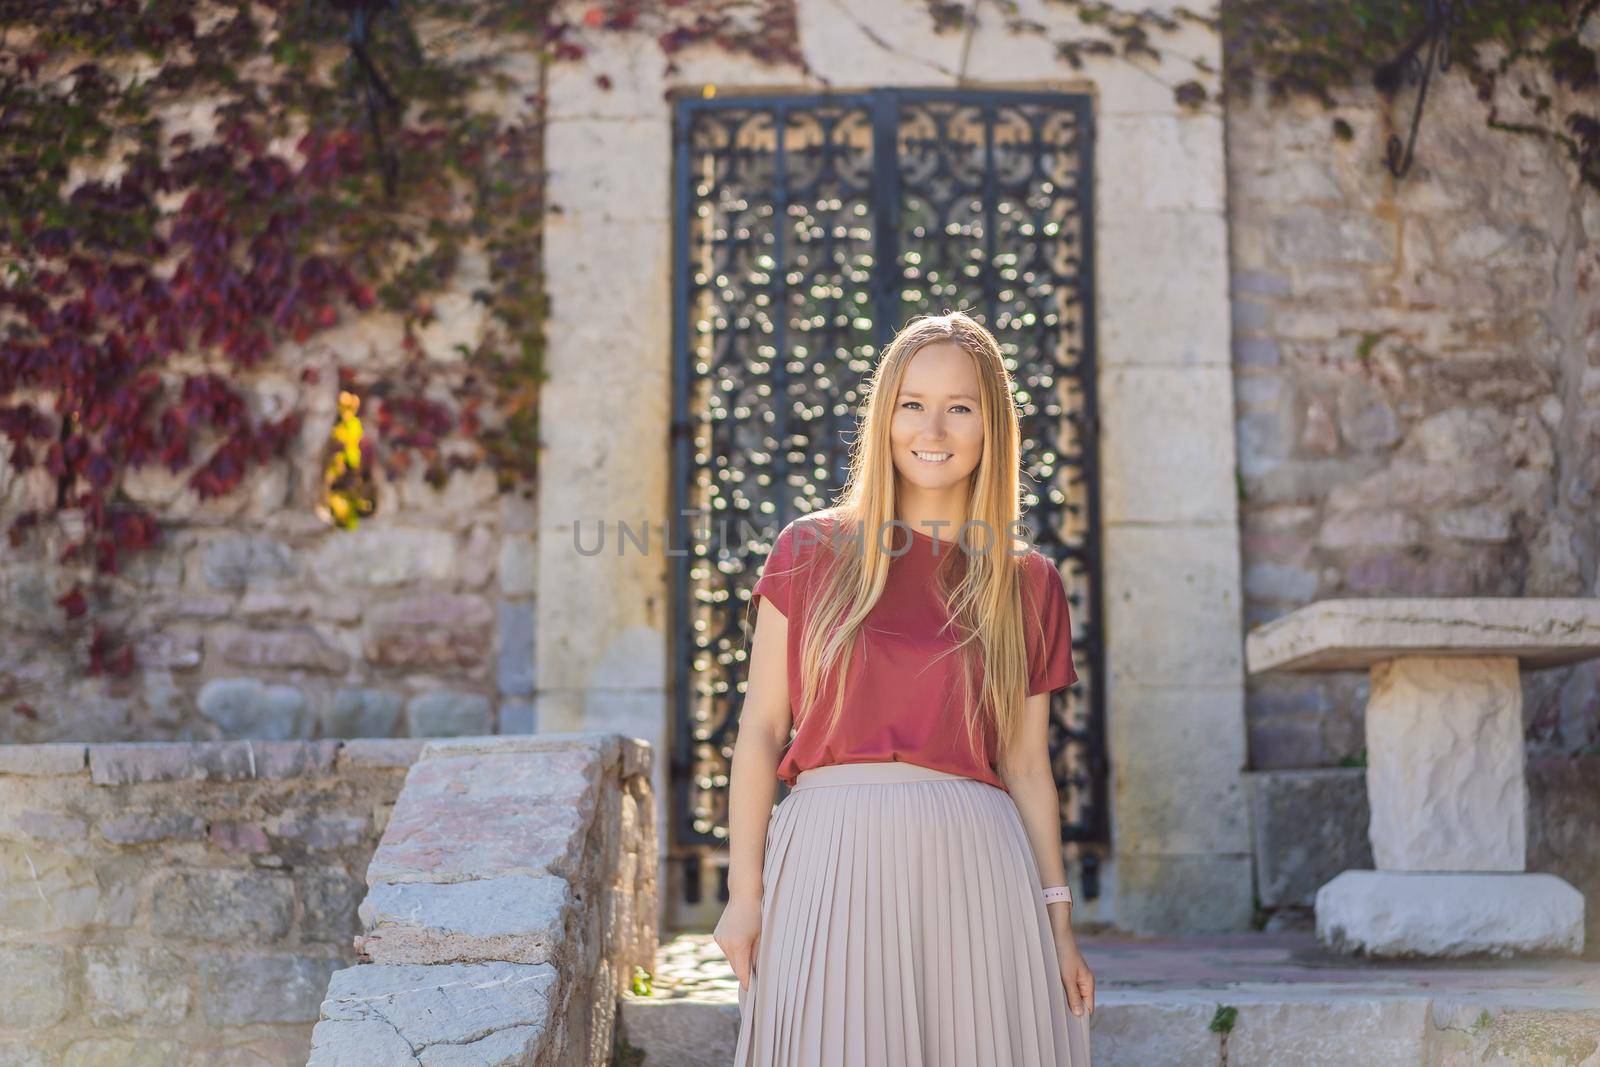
0, 737, 423, 1065
0, 21, 542, 748
1226, 57, 1600, 769
309, 733, 657, 1067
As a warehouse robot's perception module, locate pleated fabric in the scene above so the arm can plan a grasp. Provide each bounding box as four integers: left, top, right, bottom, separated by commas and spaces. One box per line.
733, 760, 1092, 1067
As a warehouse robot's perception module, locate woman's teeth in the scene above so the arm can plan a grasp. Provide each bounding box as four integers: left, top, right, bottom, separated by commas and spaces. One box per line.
913, 450, 952, 463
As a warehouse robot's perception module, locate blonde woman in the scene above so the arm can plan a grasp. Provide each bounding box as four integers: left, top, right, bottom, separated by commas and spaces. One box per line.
716, 311, 1095, 1065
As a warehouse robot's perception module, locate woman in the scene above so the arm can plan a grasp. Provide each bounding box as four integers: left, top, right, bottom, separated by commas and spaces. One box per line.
715, 311, 1095, 1066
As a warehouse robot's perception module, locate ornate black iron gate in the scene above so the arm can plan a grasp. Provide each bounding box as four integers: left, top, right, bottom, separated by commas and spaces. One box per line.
668, 88, 1107, 917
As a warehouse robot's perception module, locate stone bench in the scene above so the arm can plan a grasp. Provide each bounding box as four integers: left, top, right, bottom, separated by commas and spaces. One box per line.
1245, 598, 1594, 958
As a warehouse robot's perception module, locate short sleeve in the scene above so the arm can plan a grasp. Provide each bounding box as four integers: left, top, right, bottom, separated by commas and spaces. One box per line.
752, 521, 804, 619
1025, 552, 1079, 696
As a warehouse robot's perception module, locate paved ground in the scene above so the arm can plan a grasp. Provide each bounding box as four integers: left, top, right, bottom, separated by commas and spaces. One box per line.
648, 928, 1600, 1006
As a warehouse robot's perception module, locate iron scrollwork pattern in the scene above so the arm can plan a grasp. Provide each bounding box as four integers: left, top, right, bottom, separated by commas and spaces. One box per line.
670, 89, 1106, 901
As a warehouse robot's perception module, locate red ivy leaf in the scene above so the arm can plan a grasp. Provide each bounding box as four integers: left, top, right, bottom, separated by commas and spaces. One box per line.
58, 586, 87, 618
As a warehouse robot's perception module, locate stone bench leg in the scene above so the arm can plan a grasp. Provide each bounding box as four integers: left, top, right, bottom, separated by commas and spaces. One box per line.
1315, 654, 1584, 957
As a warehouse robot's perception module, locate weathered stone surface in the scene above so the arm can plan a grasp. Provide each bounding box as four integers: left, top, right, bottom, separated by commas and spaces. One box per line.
1097, 1002, 1230, 1067
1529, 755, 1600, 952
357, 874, 571, 965
81, 945, 190, 1026
1316, 870, 1585, 957
197, 679, 312, 740
1368, 655, 1527, 872
97, 810, 207, 845
1428, 1002, 1600, 1067
0, 744, 86, 775
364, 595, 494, 668
500, 698, 537, 734
200, 534, 298, 589
335, 738, 430, 769
1246, 598, 1600, 673
498, 535, 537, 596
406, 690, 493, 737
322, 688, 404, 739
1269, 207, 1396, 264
88, 739, 334, 783
0, 843, 99, 932
1246, 769, 1372, 908
212, 625, 350, 673
1114, 853, 1256, 937
132, 628, 203, 669
60, 1039, 181, 1067
308, 962, 558, 1066
13, 808, 87, 842
250, 739, 342, 779
1226, 997, 1432, 1066
367, 749, 601, 885
308, 527, 458, 589
298, 867, 368, 945
198, 954, 342, 1024
498, 600, 536, 697
149, 869, 295, 941
616, 997, 747, 1067
277, 811, 369, 850
0, 945, 69, 1027
0, 1040, 53, 1067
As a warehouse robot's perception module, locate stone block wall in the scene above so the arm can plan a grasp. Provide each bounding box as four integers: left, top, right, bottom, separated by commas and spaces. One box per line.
1226, 60, 1600, 769
309, 733, 657, 1066
1246, 757, 1600, 950
0, 738, 423, 1065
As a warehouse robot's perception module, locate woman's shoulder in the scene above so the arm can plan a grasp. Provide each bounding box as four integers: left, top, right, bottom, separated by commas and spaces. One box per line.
776, 508, 848, 551
1015, 542, 1065, 599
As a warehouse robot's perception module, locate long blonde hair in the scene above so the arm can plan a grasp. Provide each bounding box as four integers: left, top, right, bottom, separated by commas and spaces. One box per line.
779, 311, 1042, 778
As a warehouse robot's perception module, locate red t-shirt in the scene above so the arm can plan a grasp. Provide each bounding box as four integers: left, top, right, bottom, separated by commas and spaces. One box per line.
750, 512, 1079, 793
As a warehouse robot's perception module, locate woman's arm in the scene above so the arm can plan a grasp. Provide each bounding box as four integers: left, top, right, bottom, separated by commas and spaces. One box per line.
1001, 688, 1095, 1015
1001, 689, 1077, 941
725, 596, 794, 903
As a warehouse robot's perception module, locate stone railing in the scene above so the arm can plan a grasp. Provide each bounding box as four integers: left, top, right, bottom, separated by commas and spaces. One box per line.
308, 733, 657, 1066
0, 737, 424, 1064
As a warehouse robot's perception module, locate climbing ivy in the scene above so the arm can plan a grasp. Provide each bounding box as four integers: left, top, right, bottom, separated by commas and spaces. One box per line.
956, 0, 1600, 195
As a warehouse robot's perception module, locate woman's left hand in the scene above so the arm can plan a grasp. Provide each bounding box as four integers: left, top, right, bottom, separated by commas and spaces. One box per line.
1053, 930, 1095, 1018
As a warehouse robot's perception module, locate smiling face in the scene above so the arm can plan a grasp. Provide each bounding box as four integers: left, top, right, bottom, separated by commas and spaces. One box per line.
890, 341, 985, 493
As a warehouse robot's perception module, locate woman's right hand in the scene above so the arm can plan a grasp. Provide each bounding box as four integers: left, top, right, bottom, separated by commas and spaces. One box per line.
714, 893, 764, 990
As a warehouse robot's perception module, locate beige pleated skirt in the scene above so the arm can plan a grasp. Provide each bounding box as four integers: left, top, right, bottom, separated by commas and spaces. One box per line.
733, 760, 1092, 1066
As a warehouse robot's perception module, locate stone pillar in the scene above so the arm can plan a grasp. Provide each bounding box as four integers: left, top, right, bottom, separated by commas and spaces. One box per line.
1366, 654, 1526, 872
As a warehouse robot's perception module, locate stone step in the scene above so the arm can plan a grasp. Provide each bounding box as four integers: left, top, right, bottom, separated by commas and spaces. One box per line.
616, 931, 1600, 1066
616, 987, 1600, 1067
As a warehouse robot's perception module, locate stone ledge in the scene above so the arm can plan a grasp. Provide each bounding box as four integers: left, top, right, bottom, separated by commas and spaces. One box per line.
336, 738, 432, 769
0, 734, 655, 786
1246, 597, 1600, 672
0, 738, 436, 784
86, 740, 343, 784
0, 742, 88, 776
355, 874, 573, 966
308, 960, 559, 1067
